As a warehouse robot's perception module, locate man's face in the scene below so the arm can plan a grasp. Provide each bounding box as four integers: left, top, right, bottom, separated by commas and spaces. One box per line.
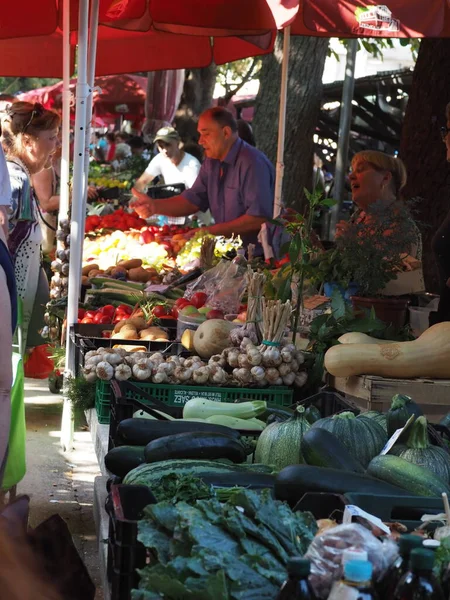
198, 115, 230, 160
157, 140, 179, 160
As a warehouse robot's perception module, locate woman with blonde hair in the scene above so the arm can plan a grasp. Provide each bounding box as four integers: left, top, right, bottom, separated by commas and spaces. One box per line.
1, 101, 60, 350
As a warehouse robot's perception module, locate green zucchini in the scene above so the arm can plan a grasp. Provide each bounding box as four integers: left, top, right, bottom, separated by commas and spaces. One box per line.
104, 445, 146, 478
117, 418, 240, 446
262, 405, 295, 424
304, 405, 322, 425
367, 455, 450, 498
274, 464, 412, 507
301, 428, 365, 474
123, 459, 273, 487
144, 432, 247, 464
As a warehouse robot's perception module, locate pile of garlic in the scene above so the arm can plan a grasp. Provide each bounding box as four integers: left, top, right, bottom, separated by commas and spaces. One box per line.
82, 340, 307, 388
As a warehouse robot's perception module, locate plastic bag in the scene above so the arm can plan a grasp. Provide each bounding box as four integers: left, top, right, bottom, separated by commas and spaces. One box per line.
24, 344, 54, 379
305, 524, 398, 599
184, 257, 248, 315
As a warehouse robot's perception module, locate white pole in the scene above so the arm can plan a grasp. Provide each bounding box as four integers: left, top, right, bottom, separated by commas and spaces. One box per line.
61, 0, 91, 452
273, 26, 290, 218
59, 0, 71, 223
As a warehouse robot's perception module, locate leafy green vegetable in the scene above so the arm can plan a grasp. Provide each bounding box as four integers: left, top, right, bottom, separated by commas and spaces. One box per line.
134, 488, 317, 600
433, 535, 450, 579
152, 473, 213, 505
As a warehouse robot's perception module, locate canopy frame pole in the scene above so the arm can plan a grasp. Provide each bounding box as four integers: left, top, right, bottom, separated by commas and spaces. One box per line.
328, 39, 358, 239
59, 0, 71, 223
61, 0, 91, 452
273, 26, 290, 218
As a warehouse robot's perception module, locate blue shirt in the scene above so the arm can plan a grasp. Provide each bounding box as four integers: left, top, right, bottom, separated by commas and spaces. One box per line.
182, 138, 275, 249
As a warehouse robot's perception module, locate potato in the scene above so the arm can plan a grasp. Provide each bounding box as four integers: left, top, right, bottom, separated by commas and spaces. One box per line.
113, 317, 148, 333
82, 263, 98, 276
88, 269, 102, 278
118, 259, 142, 270
128, 267, 152, 283
111, 329, 138, 340
81, 276, 91, 287
111, 266, 128, 277
139, 327, 168, 341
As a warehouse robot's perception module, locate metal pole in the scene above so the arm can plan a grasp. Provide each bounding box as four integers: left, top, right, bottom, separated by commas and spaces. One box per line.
328, 38, 358, 239
273, 26, 290, 218
59, 0, 71, 223
61, 0, 91, 452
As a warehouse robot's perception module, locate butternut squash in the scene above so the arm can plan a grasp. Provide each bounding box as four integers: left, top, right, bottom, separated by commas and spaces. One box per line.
325, 322, 450, 379
338, 332, 396, 345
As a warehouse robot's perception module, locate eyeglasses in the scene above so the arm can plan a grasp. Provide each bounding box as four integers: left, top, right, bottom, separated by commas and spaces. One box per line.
20, 103, 45, 134
441, 126, 450, 142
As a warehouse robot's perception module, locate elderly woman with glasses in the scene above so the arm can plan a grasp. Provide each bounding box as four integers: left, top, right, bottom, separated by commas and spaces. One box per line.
0, 102, 60, 351
430, 103, 450, 324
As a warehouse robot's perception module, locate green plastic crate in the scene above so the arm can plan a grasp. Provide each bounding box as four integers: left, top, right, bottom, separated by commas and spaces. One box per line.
95, 379, 293, 424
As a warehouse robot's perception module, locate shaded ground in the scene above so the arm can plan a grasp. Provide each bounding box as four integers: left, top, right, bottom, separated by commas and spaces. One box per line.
17, 378, 103, 599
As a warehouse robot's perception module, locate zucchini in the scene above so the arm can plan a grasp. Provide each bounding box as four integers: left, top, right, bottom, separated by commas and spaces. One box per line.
144, 432, 247, 464
263, 405, 295, 424
104, 445, 146, 477
199, 471, 275, 489
183, 398, 266, 420
304, 405, 322, 425
301, 428, 365, 474
117, 418, 240, 446
205, 415, 265, 431
367, 455, 450, 498
123, 459, 274, 486
274, 464, 412, 507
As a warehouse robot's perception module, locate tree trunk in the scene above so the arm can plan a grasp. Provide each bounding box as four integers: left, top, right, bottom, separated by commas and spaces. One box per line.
252, 34, 329, 212
174, 65, 217, 150
400, 39, 450, 293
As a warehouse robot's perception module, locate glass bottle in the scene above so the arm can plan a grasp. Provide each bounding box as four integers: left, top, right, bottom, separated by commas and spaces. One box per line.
393, 548, 445, 600
277, 557, 317, 600
377, 534, 423, 597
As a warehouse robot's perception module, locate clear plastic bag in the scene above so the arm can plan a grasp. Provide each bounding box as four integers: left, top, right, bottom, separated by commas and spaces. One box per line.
184, 257, 248, 315
305, 524, 398, 599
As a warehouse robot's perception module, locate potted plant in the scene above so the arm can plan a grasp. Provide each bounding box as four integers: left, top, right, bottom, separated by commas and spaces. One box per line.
318, 200, 419, 326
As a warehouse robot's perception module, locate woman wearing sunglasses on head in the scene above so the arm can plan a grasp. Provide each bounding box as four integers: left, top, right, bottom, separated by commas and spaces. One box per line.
0, 102, 60, 351
430, 104, 450, 324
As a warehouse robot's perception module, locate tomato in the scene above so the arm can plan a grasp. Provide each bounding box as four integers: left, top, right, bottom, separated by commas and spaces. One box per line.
101, 304, 115, 317
175, 298, 192, 309
190, 292, 207, 309
81, 317, 94, 324
78, 308, 86, 319
113, 315, 126, 324
116, 304, 132, 314
85, 310, 97, 319
171, 305, 180, 319
97, 315, 112, 324
102, 330, 112, 338
152, 305, 169, 318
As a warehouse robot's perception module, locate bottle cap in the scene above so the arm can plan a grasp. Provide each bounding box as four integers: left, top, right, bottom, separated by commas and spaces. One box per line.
399, 534, 425, 556
343, 549, 368, 564
287, 558, 311, 578
344, 560, 373, 583
422, 539, 441, 550
410, 548, 435, 571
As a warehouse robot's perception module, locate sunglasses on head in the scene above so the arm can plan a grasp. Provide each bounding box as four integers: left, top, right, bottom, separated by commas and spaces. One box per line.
6, 102, 45, 134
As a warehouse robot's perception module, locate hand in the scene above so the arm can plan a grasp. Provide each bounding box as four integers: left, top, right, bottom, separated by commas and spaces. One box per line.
335, 220, 349, 238
130, 187, 155, 219
87, 186, 98, 200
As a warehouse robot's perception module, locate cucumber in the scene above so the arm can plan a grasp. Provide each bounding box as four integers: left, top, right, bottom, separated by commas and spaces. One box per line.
123, 459, 274, 486
367, 455, 450, 498
274, 464, 412, 507
301, 428, 365, 474
144, 432, 247, 464
117, 418, 240, 446
104, 445, 146, 477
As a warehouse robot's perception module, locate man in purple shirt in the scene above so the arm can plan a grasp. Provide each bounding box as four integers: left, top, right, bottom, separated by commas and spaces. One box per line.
131, 107, 274, 251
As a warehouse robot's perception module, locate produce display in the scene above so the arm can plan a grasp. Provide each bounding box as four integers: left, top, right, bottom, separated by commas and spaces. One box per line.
324, 322, 450, 379
50, 218, 71, 300
84, 208, 146, 233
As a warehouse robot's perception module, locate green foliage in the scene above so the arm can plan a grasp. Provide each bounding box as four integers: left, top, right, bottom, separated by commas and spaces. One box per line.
66, 376, 96, 412
216, 58, 261, 101
0, 77, 59, 95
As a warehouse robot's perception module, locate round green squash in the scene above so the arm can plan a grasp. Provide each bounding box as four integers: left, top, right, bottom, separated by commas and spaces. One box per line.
358, 410, 387, 432
255, 406, 311, 470
386, 394, 423, 442
312, 411, 387, 468
389, 416, 450, 483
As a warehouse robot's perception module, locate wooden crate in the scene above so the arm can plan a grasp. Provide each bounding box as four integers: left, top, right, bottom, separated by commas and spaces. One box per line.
326, 374, 450, 423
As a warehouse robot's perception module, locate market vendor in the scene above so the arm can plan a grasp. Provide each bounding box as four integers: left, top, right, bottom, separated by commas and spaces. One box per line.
131, 107, 275, 251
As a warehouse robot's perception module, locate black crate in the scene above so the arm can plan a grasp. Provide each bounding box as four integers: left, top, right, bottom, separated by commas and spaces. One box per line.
298, 387, 360, 418
106, 484, 157, 600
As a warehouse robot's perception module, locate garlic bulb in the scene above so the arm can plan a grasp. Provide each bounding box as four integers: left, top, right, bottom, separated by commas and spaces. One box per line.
251, 366, 266, 381
290, 359, 299, 373
295, 351, 305, 365
115, 364, 132, 381
132, 351, 148, 364
115, 348, 128, 357
282, 343, 296, 353
83, 367, 97, 383
103, 352, 122, 366
97, 347, 108, 354
232, 367, 252, 384
163, 361, 176, 375
150, 352, 164, 366
281, 348, 294, 363
240, 337, 254, 352
238, 353, 250, 369
124, 355, 135, 367
174, 366, 193, 382
193, 366, 210, 384
132, 360, 152, 381
96, 361, 114, 381
152, 371, 168, 384
227, 349, 240, 368
84, 354, 104, 368
261, 347, 282, 368
167, 355, 181, 365
85, 350, 99, 361
282, 372, 296, 386
294, 371, 308, 387
265, 367, 280, 384
229, 327, 243, 347
210, 367, 228, 385
278, 363, 292, 377
209, 355, 227, 368
247, 348, 262, 366
274, 377, 283, 386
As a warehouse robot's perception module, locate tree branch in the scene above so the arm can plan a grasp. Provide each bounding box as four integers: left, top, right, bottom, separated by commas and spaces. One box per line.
222, 58, 259, 104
